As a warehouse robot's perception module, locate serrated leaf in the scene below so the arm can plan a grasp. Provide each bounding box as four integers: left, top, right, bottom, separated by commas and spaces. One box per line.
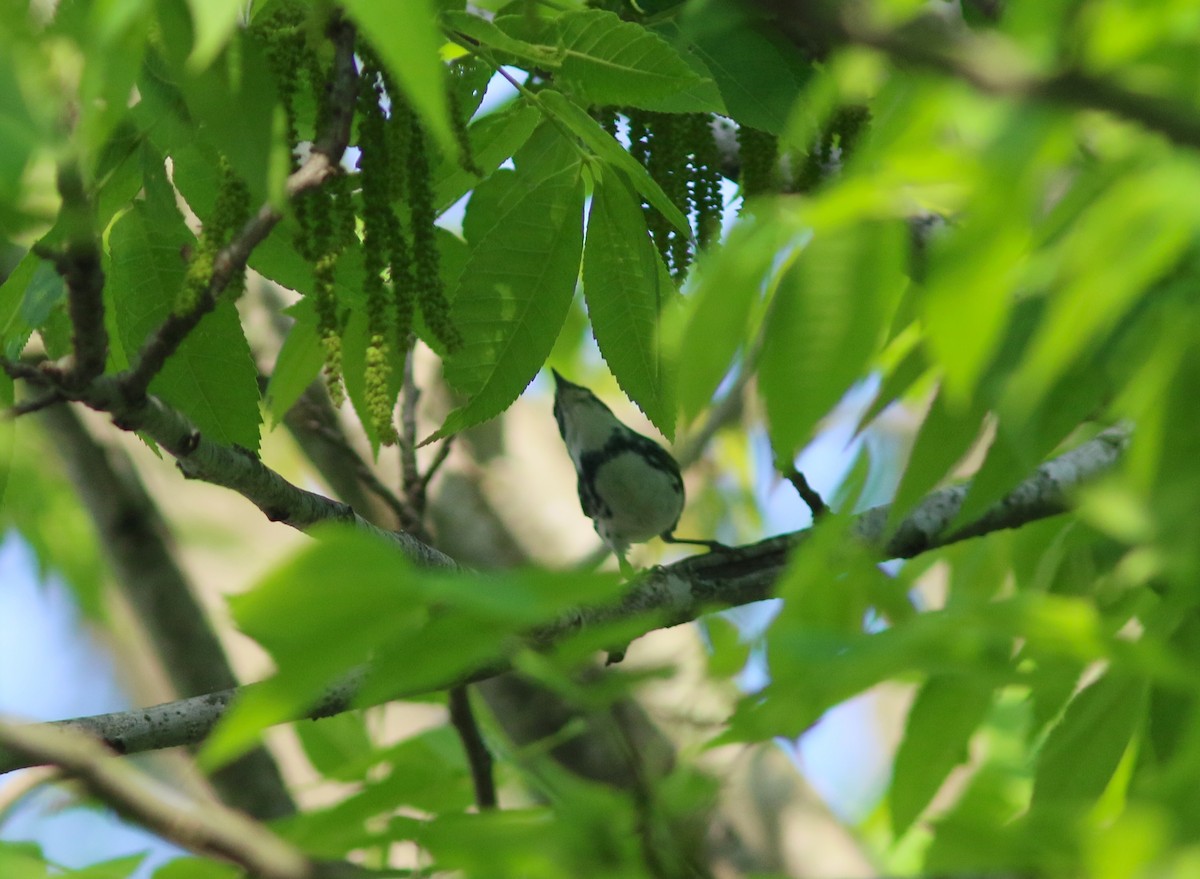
759, 220, 905, 457
1031, 672, 1146, 806
441, 10, 561, 69
555, 9, 707, 109
432, 102, 541, 215
0, 251, 43, 359
343, 0, 455, 154
430, 128, 585, 441
891, 675, 993, 837
538, 89, 690, 236
583, 168, 674, 438
106, 204, 262, 450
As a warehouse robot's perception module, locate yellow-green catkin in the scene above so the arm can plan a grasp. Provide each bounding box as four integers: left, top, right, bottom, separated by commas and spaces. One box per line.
178, 157, 251, 313
446, 65, 481, 178
737, 125, 779, 201
627, 110, 698, 281
686, 113, 723, 252
357, 51, 399, 443
257, 2, 353, 404
399, 99, 461, 353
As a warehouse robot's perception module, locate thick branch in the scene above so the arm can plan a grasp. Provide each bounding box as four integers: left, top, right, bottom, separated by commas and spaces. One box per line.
41, 162, 108, 384
39, 403, 297, 820
120, 16, 359, 401
0, 428, 1128, 772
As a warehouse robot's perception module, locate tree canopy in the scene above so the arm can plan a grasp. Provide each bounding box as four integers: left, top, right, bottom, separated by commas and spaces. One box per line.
2, 0, 1200, 877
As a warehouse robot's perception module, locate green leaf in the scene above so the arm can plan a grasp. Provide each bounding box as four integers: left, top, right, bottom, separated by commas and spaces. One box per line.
431, 125, 584, 441
538, 89, 691, 236
343, 0, 456, 155
432, 102, 541, 215
184, 0, 244, 71
264, 298, 324, 427
583, 167, 675, 438
441, 10, 561, 69
202, 526, 426, 767
294, 711, 374, 780
555, 9, 708, 109
152, 859, 242, 879
759, 219, 906, 458
176, 32, 280, 203
676, 1, 811, 133
106, 203, 262, 451
676, 213, 794, 421
0, 251, 43, 359
1031, 672, 1147, 805
891, 675, 994, 837
1007, 163, 1199, 415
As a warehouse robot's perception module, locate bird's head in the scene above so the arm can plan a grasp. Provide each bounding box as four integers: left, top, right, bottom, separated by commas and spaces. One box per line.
552, 369, 621, 460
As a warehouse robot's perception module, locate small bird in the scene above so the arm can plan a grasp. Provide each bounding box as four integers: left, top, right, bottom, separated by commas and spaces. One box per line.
552, 369, 719, 574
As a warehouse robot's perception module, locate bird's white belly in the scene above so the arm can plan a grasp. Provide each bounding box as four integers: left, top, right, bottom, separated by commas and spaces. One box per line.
592, 452, 684, 549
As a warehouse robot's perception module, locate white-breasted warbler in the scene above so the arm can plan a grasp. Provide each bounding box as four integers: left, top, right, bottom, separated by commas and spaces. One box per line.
551, 369, 722, 575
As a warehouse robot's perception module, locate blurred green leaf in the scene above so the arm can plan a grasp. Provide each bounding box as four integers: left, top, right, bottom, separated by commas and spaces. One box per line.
264, 299, 324, 427
184, 0, 244, 71
891, 674, 994, 837
759, 219, 906, 458
676, 0, 810, 133
1032, 672, 1147, 806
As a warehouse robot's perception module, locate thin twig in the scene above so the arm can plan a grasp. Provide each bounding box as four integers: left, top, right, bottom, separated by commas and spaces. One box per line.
447, 686, 497, 809
120, 16, 360, 402
308, 418, 414, 526
418, 435, 454, 498
6, 391, 63, 418
783, 466, 827, 519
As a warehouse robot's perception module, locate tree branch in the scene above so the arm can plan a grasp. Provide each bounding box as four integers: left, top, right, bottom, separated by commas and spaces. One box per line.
34, 162, 108, 385
3, 363, 455, 569
0, 719, 311, 879
0, 427, 1129, 773
120, 16, 359, 402
39, 403, 297, 821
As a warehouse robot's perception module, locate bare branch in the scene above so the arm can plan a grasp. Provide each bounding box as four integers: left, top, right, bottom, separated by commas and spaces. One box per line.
0, 719, 311, 879
4, 363, 456, 570
120, 16, 359, 402
782, 466, 827, 520
39, 403, 297, 820
0, 427, 1129, 772
448, 686, 497, 809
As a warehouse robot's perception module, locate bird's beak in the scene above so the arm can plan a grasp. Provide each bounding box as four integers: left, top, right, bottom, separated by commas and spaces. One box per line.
551, 368, 564, 385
